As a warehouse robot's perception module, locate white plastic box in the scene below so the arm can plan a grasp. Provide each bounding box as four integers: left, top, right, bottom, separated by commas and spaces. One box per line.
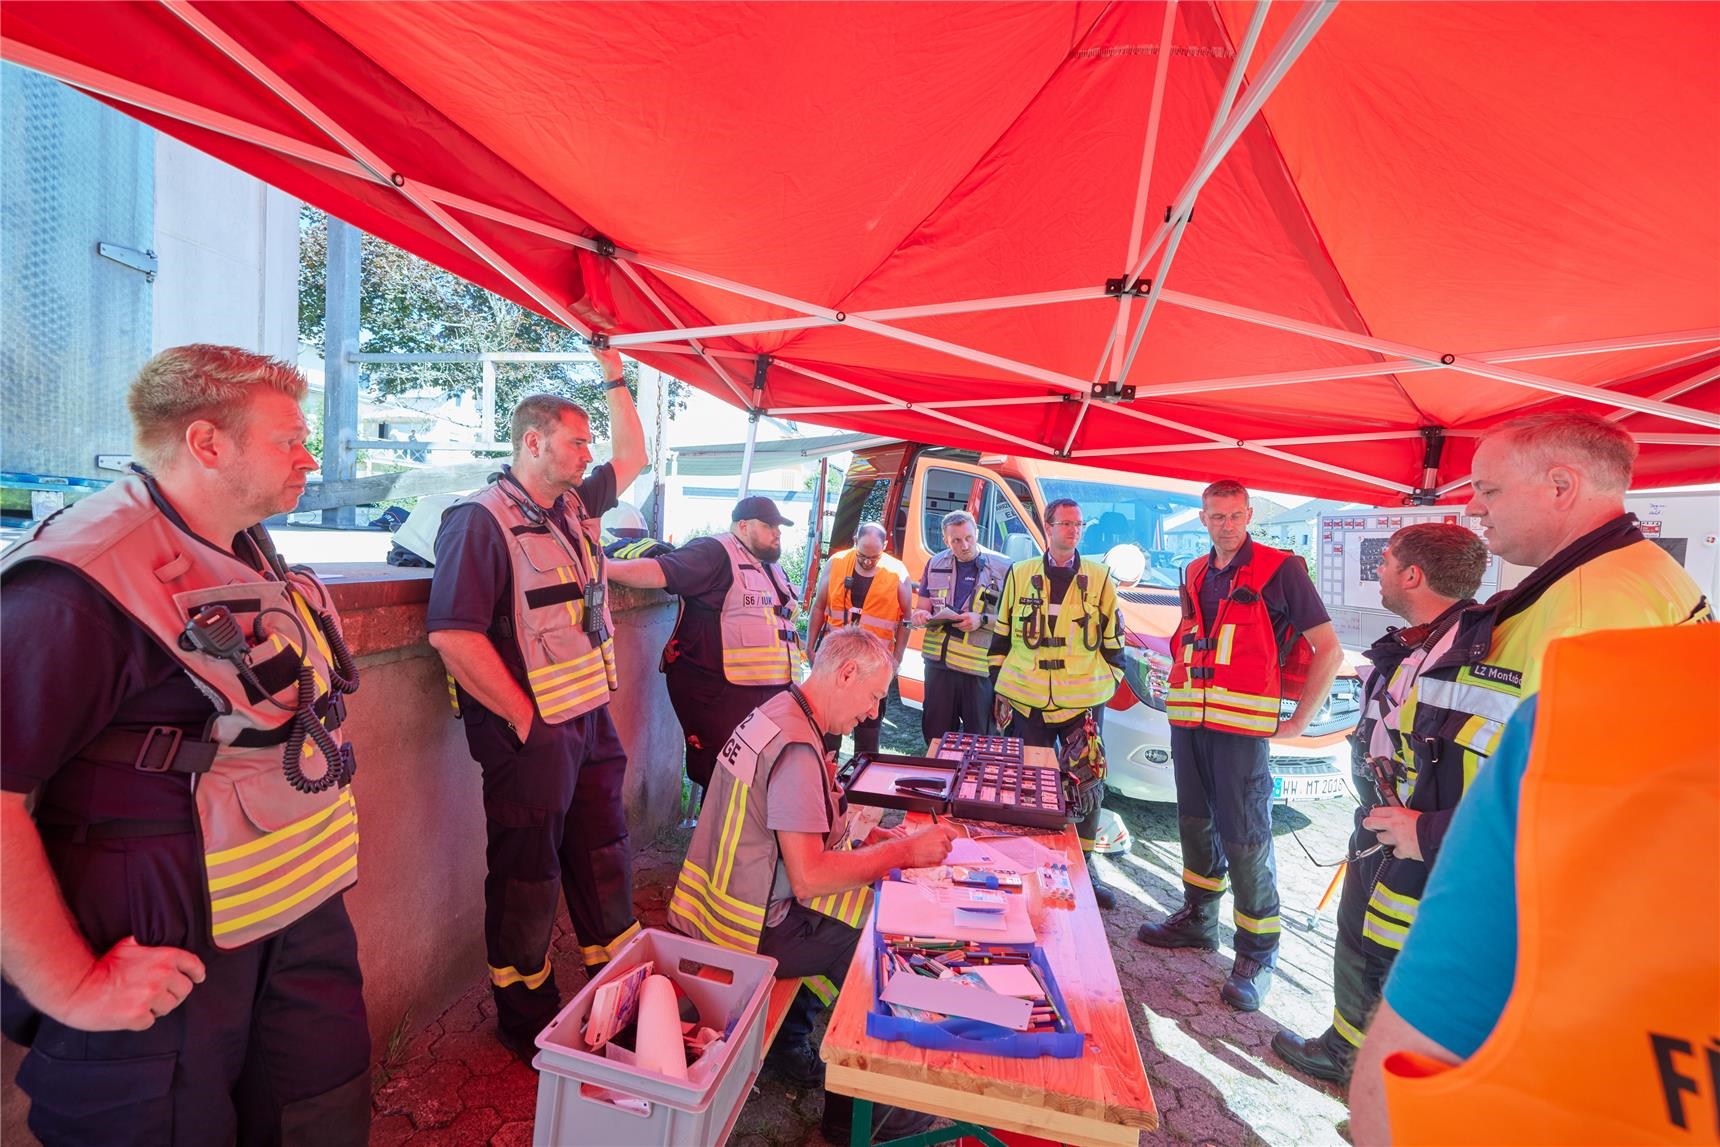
532, 928, 779, 1147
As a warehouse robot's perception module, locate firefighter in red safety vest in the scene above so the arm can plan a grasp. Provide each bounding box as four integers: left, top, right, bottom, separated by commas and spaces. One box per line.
1136, 479, 1345, 1012
1, 345, 371, 1145
426, 349, 648, 1058
607, 495, 802, 792
807, 521, 911, 758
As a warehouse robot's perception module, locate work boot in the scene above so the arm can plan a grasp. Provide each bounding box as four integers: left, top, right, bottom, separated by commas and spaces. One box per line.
1221, 955, 1274, 1011
762, 1035, 825, 1089
1136, 901, 1220, 950
1270, 1028, 1354, 1085
1088, 870, 1117, 911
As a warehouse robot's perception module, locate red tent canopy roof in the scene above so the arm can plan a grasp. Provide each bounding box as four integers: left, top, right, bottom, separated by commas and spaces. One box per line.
5, 1, 1715, 502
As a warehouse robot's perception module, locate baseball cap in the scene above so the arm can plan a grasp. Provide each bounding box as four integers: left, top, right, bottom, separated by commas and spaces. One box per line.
732, 495, 794, 527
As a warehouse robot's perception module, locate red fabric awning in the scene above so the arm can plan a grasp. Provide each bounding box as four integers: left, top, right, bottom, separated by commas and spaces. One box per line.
6, 2, 1716, 501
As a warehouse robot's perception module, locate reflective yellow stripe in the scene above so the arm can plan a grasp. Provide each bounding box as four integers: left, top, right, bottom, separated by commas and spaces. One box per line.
1206, 688, 1282, 714
804, 976, 838, 1006
211, 854, 358, 938
676, 861, 766, 930
206, 810, 357, 892
490, 961, 553, 990
1183, 868, 1229, 892
669, 883, 760, 951
600, 921, 642, 961
1367, 883, 1419, 925
205, 791, 354, 865
1234, 909, 1281, 934
713, 781, 751, 889
1215, 624, 1235, 665
1363, 910, 1410, 950
210, 829, 359, 909
1333, 1008, 1367, 1048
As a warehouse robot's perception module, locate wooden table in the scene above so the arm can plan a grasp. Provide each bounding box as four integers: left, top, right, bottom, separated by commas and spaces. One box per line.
823, 747, 1157, 1147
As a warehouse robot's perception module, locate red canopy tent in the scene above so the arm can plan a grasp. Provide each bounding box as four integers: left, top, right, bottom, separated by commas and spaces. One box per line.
6, 1, 1716, 502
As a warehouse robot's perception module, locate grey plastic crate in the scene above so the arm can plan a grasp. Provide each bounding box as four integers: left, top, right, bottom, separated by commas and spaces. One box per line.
532, 928, 779, 1147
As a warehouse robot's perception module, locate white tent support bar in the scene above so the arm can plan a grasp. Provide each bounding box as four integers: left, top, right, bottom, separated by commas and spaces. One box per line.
1254, 430, 1430, 446
1162, 288, 1720, 428
350, 351, 598, 364
1071, 441, 1231, 457
610, 258, 755, 407
1101, 0, 1182, 392
773, 361, 1049, 455
860, 288, 1099, 322
607, 316, 829, 346
161, 1, 595, 339
1610, 365, 1720, 422
767, 395, 1063, 417
0, 39, 379, 182
1114, 0, 1272, 391
1125, 0, 1337, 287
1630, 434, 1720, 446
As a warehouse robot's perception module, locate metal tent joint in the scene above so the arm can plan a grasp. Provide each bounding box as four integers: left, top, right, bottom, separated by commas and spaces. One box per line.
1105, 276, 1152, 297
1164, 205, 1193, 224
593, 235, 617, 258
589, 333, 611, 350
1090, 380, 1137, 403
1408, 425, 1449, 505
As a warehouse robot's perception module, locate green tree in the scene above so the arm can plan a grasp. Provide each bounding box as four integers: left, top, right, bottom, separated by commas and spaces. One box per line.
299, 207, 686, 439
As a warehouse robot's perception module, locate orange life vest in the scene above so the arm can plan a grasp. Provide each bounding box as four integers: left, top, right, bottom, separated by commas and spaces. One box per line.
822, 546, 908, 645
1166, 543, 1311, 736
1383, 624, 1720, 1146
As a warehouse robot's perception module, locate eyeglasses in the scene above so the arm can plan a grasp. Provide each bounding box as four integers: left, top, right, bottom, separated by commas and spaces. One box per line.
1048, 519, 1084, 529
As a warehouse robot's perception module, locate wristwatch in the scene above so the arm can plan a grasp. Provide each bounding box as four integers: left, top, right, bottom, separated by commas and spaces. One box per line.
604, 377, 627, 391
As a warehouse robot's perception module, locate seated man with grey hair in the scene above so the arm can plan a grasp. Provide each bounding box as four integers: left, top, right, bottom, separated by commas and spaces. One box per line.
667, 626, 956, 1141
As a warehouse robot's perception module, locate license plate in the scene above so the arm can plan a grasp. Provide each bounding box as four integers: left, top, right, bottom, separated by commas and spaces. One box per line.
1272, 775, 1348, 802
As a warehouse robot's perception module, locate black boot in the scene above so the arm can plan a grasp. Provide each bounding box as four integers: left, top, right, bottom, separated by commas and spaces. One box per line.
1136, 900, 1219, 950
763, 1035, 825, 1089
1221, 955, 1275, 1011
1270, 1028, 1354, 1084
1087, 867, 1117, 911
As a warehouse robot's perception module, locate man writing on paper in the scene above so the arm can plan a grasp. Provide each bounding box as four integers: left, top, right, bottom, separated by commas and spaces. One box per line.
667, 627, 957, 1143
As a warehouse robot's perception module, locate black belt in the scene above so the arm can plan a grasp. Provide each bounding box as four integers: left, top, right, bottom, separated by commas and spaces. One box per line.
36, 818, 195, 842
79, 695, 346, 774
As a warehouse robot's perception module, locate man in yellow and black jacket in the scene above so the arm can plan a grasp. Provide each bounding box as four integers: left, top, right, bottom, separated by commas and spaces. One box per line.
991, 497, 1125, 908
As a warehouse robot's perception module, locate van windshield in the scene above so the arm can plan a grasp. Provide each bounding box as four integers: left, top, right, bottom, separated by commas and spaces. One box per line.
1038, 478, 1203, 588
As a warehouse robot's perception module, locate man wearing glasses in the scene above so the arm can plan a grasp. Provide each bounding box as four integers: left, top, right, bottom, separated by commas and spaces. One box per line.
990, 498, 1125, 909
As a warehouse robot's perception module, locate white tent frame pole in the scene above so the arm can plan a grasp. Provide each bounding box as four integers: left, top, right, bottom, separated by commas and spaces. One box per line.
1112, 0, 1276, 393
1100, 0, 1182, 387
736, 414, 761, 497
160, 1, 595, 338
1064, 0, 1177, 452
768, 395, 1063, 417
609, 259, 755, 407
1610, 365, 1720, 422
773, 362, 1050, 455
1162, 288, 1720, 427
1124, 0, 1338, 288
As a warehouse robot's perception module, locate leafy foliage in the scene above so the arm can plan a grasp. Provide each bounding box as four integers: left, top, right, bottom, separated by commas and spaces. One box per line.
298, 207, 686, 439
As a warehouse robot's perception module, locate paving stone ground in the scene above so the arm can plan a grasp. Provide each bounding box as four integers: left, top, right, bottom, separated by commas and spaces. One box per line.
370, 696, 1359, 1146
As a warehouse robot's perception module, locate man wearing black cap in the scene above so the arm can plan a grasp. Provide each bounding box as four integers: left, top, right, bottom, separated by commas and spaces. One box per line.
608, 496, 803, 790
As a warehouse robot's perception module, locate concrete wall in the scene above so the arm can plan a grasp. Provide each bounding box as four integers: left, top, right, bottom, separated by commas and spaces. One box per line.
1, 573, 686, 1139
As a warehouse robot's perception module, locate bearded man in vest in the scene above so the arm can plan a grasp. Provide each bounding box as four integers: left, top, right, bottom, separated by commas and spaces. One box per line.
910, 509, 1012, 745
608, 495, 801, 792
990, 498, 1127, 909
1272, 523, 1488, 1085
667, 627, 958, 1142
1343, 412, 1711, 1145
807, 522, 911, 758
1136, 479, 1345, 1010
426, 347, 649, 1058
1, 345, 371, 1144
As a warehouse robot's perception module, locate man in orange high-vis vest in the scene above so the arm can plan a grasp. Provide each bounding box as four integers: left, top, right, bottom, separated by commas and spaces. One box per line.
1349, 625, 1717, 1145
1, 346, 371, 1145
1137, 479, 1344, 1013
427, 347, 649, 1058
807, 521, 911, 757
608, 495, 801, 791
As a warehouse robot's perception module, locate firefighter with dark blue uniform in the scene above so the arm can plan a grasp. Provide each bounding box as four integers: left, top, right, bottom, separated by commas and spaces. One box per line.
426, 347, 648, 1058
1, 345, 371, 1145
909, 509, 1011, 745
606, 495, 801, 792
1136, 479, 1344, 1012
